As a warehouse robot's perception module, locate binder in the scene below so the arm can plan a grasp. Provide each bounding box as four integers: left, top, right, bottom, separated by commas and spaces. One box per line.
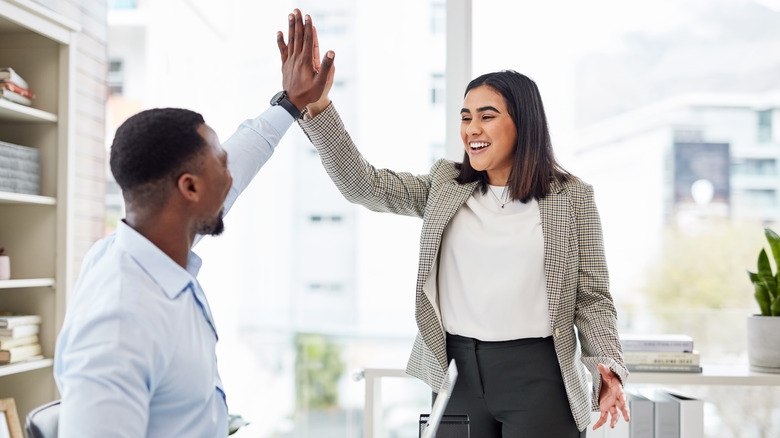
627, 391, 654, 438
648, 391, 680, 438
663, 391, 704, 438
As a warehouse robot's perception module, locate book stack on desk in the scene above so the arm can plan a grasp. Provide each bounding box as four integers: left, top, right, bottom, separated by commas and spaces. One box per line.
0, 314, 42, 365
620, 334, 702, 373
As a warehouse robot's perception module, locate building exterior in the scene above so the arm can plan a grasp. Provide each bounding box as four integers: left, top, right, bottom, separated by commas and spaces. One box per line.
572, 90, 780, 299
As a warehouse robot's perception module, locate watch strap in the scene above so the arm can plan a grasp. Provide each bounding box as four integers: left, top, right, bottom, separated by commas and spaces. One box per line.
271, 91, 302, 119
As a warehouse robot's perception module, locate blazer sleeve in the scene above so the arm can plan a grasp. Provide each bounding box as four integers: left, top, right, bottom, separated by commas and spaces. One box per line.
571, 182, 629, 404
298, 103, 432, 218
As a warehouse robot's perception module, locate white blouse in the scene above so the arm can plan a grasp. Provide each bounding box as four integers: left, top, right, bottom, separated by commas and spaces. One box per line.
438, 185, 552, 341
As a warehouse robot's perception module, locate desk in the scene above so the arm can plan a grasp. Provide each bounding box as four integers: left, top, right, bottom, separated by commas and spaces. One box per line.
356, 365, 780, 438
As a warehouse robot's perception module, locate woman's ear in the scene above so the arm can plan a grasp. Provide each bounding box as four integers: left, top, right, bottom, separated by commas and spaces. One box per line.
177, 172, 200, 202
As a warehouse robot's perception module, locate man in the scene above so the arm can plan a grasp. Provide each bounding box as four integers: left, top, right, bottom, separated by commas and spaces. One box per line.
53, 10, 333, 437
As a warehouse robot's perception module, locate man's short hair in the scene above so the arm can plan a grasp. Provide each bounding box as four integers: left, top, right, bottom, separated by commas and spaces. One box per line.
110, 108, 207, 203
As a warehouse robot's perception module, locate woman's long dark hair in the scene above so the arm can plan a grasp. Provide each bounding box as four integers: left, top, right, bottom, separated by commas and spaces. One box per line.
455, 70, 570, 202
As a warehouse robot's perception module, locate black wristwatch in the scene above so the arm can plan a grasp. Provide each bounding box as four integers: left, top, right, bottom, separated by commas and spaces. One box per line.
270, 90, 303, 120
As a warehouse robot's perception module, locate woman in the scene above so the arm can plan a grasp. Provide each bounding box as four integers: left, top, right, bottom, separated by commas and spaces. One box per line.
297, 68, 629, 436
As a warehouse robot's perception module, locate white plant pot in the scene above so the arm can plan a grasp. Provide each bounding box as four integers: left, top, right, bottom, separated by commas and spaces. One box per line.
747, 314, 780, 373
0, 255, 9, 280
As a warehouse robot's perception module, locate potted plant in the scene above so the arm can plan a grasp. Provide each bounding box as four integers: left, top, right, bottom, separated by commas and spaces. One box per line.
746, 228, 780, 373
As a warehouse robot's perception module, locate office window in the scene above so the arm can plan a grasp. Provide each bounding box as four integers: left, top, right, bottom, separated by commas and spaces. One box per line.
742, 189, 778, 207
107, 59, 124, 96
758, 109, 773, 143
732, 158, 777, 176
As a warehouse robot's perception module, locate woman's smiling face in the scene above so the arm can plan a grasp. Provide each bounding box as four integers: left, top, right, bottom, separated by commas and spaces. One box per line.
460, 85, 518, 186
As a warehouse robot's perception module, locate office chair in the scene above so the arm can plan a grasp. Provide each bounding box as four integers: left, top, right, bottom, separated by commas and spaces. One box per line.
25, 399, 60, 438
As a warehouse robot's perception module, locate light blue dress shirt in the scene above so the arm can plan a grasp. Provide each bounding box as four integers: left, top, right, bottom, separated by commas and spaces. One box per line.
54, 106, 293, 437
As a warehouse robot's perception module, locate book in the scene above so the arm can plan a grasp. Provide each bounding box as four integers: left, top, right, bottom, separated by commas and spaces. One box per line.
0, 323, 40, 338
623, 350, 700, 366
620, 334, 694, 352
1, 81, 35, 99
627, 391, 654, 438
0, 314, 42, 328
0, 87, 32, 106
647, 391, 680, 438
0, 342, 42, 364
0, 67, 29, 89
663, 391, 704, 438
627, 364, 703, 373
0, 334, 39, 350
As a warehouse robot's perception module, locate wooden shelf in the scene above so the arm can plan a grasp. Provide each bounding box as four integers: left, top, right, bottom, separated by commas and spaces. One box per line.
0, 191, 56, 205
0, 278, 55, 289
0, 357, 52, 377
0, 99, 57, 123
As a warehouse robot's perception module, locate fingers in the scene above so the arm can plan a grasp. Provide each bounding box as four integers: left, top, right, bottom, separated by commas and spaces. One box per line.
293, 9, 304, 55
277, 31, 288, 63
619, 394, 631, 422
302, 14, 314, 65
609, 405, 619, 427
286, 12, 295, 52
317, 51, 335, 87
592, 410, 608, 430
312, 25, 321, 71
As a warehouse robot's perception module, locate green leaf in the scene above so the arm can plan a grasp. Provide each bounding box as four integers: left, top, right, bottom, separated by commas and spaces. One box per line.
752, 277, 772, 316
772, 294, 780, 317
757, 248, 777, 300
766, 228, 780, 274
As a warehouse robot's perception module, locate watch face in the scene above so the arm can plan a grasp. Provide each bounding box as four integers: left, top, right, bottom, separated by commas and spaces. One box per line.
270, 90, 286, 105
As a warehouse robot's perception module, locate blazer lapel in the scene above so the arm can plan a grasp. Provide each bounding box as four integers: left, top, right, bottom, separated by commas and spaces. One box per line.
416, 179, 478, 370
539, 180, 569, 329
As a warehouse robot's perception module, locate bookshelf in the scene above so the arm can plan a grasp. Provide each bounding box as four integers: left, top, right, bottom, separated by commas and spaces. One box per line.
0, 0, 78, 422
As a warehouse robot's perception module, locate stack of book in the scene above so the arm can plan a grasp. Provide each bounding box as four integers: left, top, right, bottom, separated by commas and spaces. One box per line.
620, 334, 702, 373
0, 67, 35, 106
0, 314, 42, 365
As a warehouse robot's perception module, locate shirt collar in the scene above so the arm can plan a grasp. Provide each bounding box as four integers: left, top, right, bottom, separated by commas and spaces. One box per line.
115, 220, 202, 300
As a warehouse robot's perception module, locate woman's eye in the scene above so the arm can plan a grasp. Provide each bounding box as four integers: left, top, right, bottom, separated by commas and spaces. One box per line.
482, 115, 494, 120
461, 117, 471, 122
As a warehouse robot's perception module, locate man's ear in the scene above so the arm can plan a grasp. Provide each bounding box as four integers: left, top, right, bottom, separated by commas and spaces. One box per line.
177, 172, 200, 202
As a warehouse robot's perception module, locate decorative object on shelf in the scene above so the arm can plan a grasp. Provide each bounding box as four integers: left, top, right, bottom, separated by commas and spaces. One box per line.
746, 228, 780, 373
0, 248, 9, 281
0, 397, 23, 438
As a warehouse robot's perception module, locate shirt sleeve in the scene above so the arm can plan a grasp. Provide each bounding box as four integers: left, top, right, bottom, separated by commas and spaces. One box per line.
55, 306, 159, 437
221, 105, 294, 216
193, 105, 293, 247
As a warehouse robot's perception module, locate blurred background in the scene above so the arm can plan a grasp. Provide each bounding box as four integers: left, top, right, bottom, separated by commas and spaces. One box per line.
104, 0, 780, 436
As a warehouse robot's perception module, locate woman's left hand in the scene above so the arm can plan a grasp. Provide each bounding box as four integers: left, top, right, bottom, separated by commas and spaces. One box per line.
593, 363, 630, 430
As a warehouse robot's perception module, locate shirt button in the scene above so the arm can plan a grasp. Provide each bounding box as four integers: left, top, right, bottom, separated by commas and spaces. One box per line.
554, 328, 560, 337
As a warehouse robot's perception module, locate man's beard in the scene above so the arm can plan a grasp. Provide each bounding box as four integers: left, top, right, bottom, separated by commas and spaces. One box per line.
196, 210, 225, 236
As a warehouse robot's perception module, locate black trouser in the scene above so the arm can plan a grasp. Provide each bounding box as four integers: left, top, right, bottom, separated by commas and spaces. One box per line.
439, 333, 585, 438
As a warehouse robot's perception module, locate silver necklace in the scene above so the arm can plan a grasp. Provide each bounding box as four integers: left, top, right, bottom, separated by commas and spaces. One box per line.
489, 186, 512, 208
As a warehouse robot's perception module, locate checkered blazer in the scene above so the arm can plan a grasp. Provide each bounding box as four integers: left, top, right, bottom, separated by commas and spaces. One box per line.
299, 104, 628, 431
